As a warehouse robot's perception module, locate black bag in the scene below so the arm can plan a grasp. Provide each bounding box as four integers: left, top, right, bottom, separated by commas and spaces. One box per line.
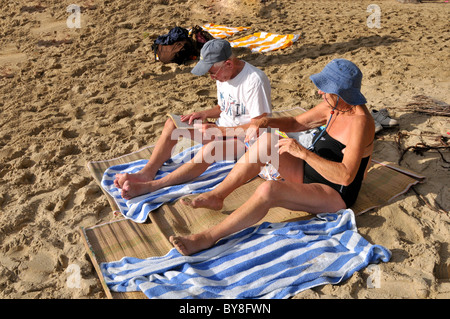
151, 27, 194, 65
190, 25, 215, 53
152, 26, 214, 65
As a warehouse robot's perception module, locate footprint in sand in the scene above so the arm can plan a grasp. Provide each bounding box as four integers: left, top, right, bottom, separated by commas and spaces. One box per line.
20, 5, 46, 14
196, 89, 215, 97
0, 44, 28, 79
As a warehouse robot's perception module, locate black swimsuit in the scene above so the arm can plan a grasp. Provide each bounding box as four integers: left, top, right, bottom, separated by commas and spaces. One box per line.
303, 130, 370, 208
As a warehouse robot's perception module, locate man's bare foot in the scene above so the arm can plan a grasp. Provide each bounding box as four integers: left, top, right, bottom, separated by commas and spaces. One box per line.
169, 233, 215, 256
181, 193, 224, 210
121, 180, 158, 200
114, 172, 152, 189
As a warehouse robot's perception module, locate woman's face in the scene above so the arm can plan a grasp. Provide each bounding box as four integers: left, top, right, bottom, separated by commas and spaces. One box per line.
318, 90, 338, 107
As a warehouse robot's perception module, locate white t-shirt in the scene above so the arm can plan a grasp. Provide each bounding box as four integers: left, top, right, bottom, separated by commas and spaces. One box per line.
215, 62, 272, 127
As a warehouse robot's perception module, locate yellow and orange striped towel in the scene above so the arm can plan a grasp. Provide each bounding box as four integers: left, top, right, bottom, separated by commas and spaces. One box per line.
200, 24, 300, 53
201, 23, 251, 39
230, 32, 300, 53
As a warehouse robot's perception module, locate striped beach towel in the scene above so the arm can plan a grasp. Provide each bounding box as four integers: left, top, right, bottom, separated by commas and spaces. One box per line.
100, 209, 391, 299
201, 23, 251, 39
101, 144, 235, 223
230, 32, 300, 53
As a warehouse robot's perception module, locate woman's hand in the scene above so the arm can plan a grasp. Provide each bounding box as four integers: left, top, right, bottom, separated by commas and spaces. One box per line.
244, 124, 258, 144
276, 138, 307, 160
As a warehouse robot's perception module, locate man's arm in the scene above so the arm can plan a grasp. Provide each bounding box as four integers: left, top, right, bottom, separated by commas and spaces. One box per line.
180, 105, 222, 124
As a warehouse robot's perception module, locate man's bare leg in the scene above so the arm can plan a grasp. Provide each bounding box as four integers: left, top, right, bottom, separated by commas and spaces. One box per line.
114, 118, 189, 189
121, 138, 246, 199
120, 160, 211, 199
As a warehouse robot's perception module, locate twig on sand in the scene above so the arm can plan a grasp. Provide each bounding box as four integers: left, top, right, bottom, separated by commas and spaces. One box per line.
395, 132, 450, 166
411, 186, 448, 215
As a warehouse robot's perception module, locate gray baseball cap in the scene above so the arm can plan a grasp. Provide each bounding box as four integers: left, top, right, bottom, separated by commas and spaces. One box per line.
191, 39, 232, 76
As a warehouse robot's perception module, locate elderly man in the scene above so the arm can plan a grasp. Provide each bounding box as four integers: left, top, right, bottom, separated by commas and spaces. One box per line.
114, 39, 272, 199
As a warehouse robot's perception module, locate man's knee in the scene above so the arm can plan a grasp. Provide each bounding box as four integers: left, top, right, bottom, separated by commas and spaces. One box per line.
254, 132, 277, 163
164, 118, 176, 130
255, 180, 279, 204
167, 118, 193, 144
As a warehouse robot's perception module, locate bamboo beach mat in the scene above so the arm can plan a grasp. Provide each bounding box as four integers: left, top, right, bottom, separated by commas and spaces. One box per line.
81, 108, 425, 299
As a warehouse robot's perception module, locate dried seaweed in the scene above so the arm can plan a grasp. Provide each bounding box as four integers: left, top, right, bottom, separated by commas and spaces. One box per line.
399, 95, 450, 117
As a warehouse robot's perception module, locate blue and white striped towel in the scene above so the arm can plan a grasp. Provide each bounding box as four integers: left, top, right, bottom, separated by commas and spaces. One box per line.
100, 209, 391, 299
101, 144, 236, 223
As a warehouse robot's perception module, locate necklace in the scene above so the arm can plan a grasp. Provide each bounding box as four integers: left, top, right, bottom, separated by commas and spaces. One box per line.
324, 95, 356, 114
330, 105, 356, 114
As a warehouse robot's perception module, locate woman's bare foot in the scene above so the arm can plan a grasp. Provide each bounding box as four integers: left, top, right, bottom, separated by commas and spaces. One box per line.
121, 180, 158, 200
169, 233, 215, 256
181, 193, 224, 210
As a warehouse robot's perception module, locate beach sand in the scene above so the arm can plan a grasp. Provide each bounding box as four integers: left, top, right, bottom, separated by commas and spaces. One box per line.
0, 0, 449, 299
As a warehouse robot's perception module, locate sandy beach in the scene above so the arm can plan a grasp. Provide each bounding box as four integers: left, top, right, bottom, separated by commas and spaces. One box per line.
0, 0, 449, 299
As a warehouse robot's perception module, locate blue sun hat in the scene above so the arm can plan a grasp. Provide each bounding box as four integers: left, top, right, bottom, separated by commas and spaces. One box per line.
310, 59, 367, 105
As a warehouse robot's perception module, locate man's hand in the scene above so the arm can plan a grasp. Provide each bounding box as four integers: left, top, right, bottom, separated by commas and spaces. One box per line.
193, 122, 224, 139
244, 124, 258, 144
180, 112, 207, 125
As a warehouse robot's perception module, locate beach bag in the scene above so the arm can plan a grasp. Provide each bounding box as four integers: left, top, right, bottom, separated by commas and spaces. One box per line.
190, 25, 215, 53
152, 26, 214, 65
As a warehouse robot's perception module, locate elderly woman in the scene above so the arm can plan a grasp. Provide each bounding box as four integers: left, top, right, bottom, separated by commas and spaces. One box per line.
171, 59, 375, 256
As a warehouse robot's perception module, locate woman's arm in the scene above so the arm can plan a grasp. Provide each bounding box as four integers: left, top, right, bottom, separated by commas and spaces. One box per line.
277, 114, 373, 186
197, 112, 270, 138
245, 102, 330, 143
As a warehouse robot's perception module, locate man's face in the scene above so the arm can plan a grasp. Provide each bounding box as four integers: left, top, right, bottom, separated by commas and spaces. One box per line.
208, 60, 231, 82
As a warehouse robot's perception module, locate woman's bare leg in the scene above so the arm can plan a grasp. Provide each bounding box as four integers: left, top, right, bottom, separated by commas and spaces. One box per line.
171, 179, 346, 256
182, 132, 278, 210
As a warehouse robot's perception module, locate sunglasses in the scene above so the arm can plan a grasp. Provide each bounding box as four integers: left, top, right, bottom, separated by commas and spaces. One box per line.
209, 62, 226, 79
